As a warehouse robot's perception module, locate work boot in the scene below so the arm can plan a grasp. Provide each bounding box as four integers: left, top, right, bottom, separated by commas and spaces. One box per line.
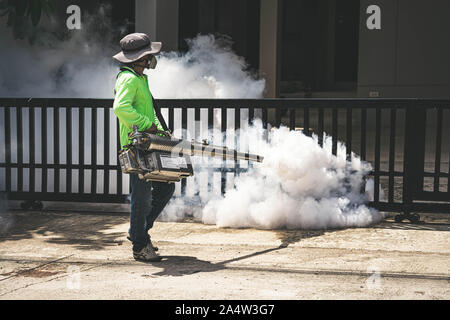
148, 236, 159, 252
127, 233, 159, 251
133, 243, 161, 262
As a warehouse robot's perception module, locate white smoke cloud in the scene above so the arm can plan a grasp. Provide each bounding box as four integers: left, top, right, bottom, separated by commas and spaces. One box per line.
160, 120, 384, 230
0, 6, 119, 98
147, 34, 265, 98
0, 24, 264, 99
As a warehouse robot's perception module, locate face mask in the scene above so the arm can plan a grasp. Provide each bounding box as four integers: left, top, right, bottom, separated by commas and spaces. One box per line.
134, 55, 157, 70
148, 55, 157, 69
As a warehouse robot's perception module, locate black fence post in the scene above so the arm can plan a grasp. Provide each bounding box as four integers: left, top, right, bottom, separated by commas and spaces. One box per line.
4, 106, 11, 194
221, 107, 227, 195
401, 100, 426, 222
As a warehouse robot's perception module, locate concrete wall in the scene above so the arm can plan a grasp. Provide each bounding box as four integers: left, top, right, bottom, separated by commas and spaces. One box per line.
358, 0, 450, 98
259, 0, 281, 98
135, 0, 179, 52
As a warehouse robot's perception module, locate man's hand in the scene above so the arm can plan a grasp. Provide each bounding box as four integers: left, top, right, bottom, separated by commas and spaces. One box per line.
163, 130, 172, 138
144, 123, 157, 134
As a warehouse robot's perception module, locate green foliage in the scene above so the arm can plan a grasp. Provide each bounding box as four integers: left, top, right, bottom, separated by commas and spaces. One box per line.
0, 0, 54, 42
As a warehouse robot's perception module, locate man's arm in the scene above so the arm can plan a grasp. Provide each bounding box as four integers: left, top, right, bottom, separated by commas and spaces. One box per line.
113, 76, 154, 131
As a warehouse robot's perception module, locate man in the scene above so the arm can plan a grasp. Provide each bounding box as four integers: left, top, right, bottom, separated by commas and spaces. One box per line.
113, 33, 175, 262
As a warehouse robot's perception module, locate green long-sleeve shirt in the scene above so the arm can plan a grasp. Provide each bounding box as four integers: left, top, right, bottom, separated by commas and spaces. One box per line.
113, 66, 164, 148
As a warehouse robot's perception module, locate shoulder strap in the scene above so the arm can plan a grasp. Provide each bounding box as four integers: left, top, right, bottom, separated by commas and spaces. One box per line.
152, 96, 170, 132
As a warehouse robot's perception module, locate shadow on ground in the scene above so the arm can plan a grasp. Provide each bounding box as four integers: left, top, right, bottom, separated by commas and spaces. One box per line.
377, 213, 450, 231
276, 229, 326, 248
0, 209, 129, 250
138, 229, 328, 277
138, 249, 289, 277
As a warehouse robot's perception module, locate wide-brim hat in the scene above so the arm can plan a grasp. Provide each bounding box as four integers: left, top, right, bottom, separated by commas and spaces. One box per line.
113, 33, 162, 63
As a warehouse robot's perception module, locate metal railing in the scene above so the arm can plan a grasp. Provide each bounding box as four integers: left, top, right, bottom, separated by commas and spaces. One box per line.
0, 98, 449, 217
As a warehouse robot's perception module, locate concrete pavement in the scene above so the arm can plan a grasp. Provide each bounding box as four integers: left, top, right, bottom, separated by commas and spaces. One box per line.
0, 208, 449, 300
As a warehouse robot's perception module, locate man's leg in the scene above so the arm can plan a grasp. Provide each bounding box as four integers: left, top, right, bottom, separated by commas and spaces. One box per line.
145, 181, 175, 232
129, 174, 152, 252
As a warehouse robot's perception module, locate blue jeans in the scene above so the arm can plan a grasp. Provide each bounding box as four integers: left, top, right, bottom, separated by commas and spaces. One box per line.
129, 174, 175, 252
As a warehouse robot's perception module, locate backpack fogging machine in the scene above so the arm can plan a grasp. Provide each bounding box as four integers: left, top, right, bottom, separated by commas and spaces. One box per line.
119, 125, 264, 183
